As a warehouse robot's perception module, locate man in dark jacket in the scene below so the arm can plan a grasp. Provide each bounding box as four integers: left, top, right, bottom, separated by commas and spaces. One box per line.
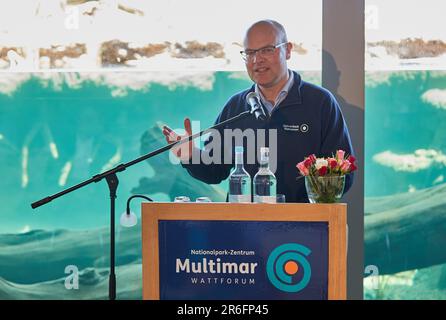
162, 19, 354, 202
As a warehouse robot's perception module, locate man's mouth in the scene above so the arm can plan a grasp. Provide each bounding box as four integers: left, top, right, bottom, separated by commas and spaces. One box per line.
254, 67, 269, 73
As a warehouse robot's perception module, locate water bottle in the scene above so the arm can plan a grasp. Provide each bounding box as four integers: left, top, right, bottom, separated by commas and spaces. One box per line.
228, 146, 251, 203
253, 147, 277, 203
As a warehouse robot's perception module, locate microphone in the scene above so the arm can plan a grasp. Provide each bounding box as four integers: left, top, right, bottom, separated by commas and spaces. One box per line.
246, 92, 267, 121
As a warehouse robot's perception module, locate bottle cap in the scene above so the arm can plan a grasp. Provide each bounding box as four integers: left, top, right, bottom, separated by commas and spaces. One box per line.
174, 196, 191, 202
260, 147, 269, 162
196, 197, 212, 203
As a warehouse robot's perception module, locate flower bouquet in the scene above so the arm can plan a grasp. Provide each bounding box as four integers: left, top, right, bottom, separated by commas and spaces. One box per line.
296, 150, 357, 203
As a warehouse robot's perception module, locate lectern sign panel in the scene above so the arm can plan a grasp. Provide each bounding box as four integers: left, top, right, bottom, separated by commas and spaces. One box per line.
158, 220, 328, 300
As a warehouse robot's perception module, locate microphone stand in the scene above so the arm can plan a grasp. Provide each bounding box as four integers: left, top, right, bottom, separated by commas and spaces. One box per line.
31, 109, 255, 300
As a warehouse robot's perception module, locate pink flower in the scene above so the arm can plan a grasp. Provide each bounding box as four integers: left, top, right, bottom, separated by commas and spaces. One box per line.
297, 161, 309, 176
340, 160, 351, 173
336, 150, 345, 161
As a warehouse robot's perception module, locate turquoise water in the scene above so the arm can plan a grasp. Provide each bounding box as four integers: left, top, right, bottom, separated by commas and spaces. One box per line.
364, 71, 446, 300
365, 71, 446, 197
0, 72, 252, 233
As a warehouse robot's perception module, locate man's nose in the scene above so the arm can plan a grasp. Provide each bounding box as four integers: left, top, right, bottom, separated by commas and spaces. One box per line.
251, 53, 264, 63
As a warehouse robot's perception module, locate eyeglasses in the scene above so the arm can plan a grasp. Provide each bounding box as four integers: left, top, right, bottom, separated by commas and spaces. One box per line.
240, 42, 288, 62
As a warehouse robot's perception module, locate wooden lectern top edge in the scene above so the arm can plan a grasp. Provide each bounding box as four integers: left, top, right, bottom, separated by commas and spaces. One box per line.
141, 202, 346, 223
142, 202, 347, 206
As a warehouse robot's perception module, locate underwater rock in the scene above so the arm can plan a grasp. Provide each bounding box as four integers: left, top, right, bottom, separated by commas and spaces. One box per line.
0, 47, 26, 69
291, 42, 308, 55
39, 44, 87, 68
365, 183, 446, 274
100, 40, 169, 67
99, 40, 226, 67
78, 267, 106, 286
368, 38, 446, 59
0, 263, 142, 300
171, 41, 225, 59
0, 227, 141, 284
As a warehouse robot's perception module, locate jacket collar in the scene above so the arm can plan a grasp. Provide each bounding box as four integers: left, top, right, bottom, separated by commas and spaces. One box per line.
280, 70, 303, 106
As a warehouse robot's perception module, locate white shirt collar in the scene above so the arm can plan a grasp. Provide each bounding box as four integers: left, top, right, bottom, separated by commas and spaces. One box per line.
255, 70, 294, 113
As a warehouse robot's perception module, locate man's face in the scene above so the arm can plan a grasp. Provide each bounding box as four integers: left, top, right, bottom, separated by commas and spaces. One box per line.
243, 25, 291, 89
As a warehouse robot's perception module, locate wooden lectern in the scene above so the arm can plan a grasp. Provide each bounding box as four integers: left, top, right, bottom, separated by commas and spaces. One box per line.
142, 203, 347, 300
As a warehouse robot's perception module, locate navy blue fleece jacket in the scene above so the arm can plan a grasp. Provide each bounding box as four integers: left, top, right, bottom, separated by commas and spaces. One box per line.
182, 71, 354, 202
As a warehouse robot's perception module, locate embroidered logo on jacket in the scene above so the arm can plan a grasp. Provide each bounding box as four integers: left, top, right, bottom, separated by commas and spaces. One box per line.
283, 124, 309, 133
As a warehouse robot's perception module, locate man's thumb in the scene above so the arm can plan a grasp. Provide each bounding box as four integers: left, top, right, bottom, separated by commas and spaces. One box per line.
184, 118, 192, 135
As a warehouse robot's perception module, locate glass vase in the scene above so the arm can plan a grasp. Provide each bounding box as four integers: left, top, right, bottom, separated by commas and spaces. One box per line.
305, 175, 345, 203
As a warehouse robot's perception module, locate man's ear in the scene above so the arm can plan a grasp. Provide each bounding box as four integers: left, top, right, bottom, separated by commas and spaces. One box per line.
286, 42, 293, 60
